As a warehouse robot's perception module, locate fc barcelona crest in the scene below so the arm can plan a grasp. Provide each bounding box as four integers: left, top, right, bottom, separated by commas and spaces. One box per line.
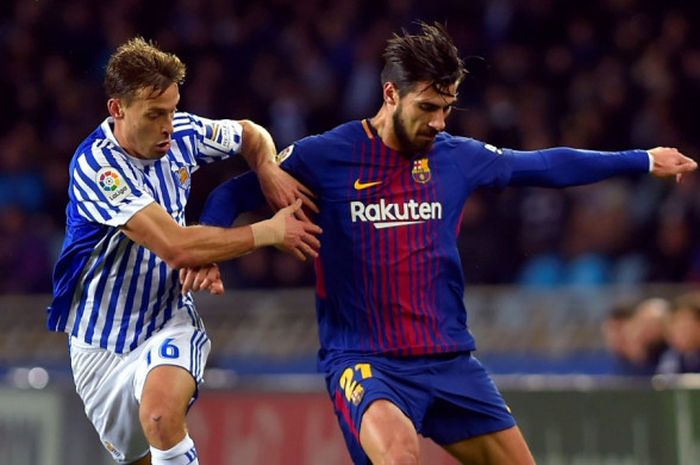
412, 158, 431, 184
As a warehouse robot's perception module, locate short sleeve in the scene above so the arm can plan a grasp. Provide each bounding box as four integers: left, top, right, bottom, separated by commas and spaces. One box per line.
185, 113, 244, 166
70, 146, 154, 227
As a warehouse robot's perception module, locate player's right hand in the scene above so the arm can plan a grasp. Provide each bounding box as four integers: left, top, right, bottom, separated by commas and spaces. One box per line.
272, 199, 322, 261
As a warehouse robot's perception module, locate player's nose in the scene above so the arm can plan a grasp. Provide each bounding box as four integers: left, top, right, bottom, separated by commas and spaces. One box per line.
164, 114, 174, 135
428, 114, 446, 132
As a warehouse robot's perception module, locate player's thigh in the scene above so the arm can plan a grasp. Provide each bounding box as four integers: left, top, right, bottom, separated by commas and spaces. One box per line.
140, 365, 196, 419
443, 425, 535, 465
70, 340, 150, 464
136, 324, 210, 423
359, 399, 420, 462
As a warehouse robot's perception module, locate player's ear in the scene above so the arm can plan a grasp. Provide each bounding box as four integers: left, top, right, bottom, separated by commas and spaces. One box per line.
107, 98, 124, 119
383, 82, 399, 106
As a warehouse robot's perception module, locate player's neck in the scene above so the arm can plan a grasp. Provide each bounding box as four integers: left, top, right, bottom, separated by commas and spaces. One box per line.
112, 121, 140, 159
370, 106, 403, 152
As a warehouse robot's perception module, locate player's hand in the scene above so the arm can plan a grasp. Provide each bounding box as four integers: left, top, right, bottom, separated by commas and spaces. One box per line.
257, 162, 319, 221
271, 199, 322, 261
179, 263, 225, 296
648, 147, 697, 182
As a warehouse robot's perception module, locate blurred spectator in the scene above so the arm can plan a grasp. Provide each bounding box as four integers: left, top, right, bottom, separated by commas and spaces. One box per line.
602, 297, 670, 375
601, 300, 636, 371
657, 292, 700, 374
624, 297, 670, 374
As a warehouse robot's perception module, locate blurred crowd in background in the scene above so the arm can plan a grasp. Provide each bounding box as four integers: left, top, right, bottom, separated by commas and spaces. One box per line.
602, 292, 700, 375
1, 0, 700, 295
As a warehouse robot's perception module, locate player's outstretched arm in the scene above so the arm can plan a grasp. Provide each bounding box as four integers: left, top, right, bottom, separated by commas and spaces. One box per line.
504, 146, 696, 188
120, 201, 321, 269
648, 146, 697, 181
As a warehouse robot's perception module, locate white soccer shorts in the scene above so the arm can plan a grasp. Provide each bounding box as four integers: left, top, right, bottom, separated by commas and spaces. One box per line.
69, 314, 211, 464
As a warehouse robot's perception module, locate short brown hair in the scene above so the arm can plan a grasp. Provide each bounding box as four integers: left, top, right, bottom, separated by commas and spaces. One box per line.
381, 21, 465, 96
105, 37, 186, 104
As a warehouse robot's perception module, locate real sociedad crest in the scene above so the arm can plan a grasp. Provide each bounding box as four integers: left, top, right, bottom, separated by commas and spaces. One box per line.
177, 167, 191, 189
412, 158, 431, 184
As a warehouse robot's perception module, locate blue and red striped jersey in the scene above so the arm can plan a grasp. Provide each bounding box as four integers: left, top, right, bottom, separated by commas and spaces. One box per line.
202, 119, 650, 367
280, 119, 512, 362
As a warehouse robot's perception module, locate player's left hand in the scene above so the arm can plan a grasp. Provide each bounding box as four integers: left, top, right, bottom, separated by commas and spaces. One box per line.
257, 162, 319, 221
179, 263, 224, 295
648, 147, 697, 182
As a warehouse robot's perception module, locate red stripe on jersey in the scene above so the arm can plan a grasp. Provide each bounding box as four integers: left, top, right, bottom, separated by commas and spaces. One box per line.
376, 141, 398, 350
314, 256, 326, 299
390, 150, 415, 354
411, 163, 435, 352
403, 159, 425, 353
334, 389, 359, 440
358, 142, 378, 352
456, 208, 465, 235
367, 138, 389, 351
428, 173, 451, 352
417, 159, 444, 353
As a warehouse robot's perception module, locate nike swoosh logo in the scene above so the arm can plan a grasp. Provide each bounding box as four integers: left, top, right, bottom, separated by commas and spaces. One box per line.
354, 179, 383, 190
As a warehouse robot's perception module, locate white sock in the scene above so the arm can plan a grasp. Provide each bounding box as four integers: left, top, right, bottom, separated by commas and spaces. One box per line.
150, 433, 199, 465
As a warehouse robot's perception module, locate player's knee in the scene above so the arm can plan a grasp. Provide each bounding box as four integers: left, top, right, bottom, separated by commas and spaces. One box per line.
383, 448, 420, 465
380, 438, 420, 465
139, 403, 186, 449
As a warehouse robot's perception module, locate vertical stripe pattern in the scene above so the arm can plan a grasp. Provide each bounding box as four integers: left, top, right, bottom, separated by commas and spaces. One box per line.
49, 113, 238, 353
350, 121, 456, 356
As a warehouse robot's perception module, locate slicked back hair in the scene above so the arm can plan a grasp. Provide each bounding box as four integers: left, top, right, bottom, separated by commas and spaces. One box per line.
381, 22, 465, 96
105, 37, 186, 105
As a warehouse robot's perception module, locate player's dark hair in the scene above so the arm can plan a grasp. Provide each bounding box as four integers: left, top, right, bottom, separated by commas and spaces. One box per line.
381, 21, 465, 96
105, 37, 186, 105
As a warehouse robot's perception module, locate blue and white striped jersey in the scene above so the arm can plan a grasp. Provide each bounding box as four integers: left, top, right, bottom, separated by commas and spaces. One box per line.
49, 112, 243, 353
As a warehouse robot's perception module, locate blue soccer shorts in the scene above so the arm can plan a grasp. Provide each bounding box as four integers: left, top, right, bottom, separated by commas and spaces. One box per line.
324, 352, 515, 465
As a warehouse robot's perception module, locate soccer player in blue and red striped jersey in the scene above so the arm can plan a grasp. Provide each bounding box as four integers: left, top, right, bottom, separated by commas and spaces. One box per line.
194, 22, 696, 465
48, 38, 321, 465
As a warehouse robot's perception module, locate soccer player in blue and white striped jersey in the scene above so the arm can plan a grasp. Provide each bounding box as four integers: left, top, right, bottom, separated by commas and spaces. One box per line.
48, 37, 321, 465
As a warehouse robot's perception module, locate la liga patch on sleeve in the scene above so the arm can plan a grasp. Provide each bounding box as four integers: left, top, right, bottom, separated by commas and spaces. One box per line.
96, 167, 132, 205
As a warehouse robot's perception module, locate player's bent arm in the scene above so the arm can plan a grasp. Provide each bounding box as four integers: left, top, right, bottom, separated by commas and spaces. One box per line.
238, 120, 276, 172
237, 122, 318, 213
121, 203, 258, 269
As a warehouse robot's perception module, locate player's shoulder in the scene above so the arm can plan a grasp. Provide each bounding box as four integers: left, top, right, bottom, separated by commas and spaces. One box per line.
293, 120, 362, 154
435, 132, 504, 156
172, 111, 201, 137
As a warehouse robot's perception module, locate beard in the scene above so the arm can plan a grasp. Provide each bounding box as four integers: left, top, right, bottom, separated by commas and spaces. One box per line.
392, 106, 436, 155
